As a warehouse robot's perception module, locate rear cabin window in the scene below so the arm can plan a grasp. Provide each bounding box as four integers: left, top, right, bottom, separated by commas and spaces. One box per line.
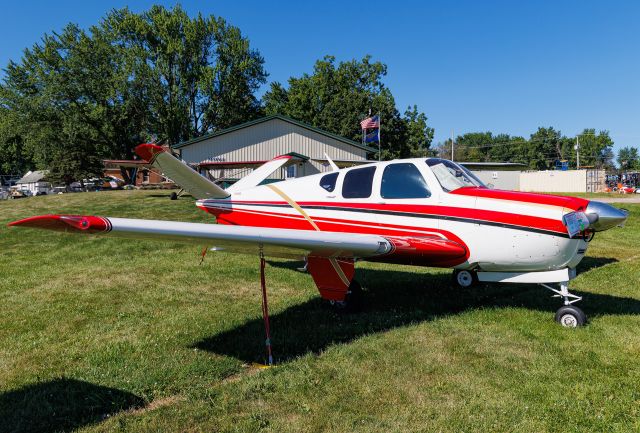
381, 163, 431, 199
319, 172, 338, 192
342, 166, 376, 198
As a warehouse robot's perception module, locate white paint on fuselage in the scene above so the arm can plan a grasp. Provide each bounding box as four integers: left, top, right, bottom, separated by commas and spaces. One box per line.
199, 158, 588, 272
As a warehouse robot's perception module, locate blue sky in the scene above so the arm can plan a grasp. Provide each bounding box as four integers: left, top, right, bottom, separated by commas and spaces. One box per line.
1, 1, 638, 154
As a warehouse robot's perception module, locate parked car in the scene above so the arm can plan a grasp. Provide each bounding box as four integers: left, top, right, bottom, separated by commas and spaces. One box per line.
10, 189, 28, 199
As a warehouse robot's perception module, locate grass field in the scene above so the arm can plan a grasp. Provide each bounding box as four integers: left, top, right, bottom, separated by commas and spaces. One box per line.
1, 190, 639, 433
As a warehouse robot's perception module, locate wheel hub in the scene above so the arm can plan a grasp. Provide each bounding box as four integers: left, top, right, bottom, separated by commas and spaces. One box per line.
560, 314, 578, 327
457, 271, 473, 287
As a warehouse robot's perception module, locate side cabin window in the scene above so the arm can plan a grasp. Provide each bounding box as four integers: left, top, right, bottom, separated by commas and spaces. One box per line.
381, 163, 431, 199
320, 172, 338, 192
342, 166, 376, 198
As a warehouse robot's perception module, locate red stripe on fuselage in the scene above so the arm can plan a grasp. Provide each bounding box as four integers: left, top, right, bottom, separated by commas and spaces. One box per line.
449, 187, 589, 211
199, 199, 568, 235
199, 204, 471, 266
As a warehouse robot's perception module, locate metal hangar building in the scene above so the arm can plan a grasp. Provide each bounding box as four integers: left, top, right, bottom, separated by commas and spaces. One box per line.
172, 115, 375, 184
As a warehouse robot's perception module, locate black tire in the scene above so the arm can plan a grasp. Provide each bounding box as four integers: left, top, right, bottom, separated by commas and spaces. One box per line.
453, 269, 477, 288
555, 305, 587, 327
331, 280, 364, 313
345, 280, 364, 312
170, 192, 178, 200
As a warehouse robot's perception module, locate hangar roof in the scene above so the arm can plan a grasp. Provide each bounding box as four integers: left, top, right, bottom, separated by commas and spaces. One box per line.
16, 170, 49, 184
171, 114, 377, 153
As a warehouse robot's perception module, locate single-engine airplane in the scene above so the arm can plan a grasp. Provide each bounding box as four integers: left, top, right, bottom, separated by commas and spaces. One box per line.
10, 144, 629, 328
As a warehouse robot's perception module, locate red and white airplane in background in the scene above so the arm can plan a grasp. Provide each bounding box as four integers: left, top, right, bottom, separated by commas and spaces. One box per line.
10, 144, 628, 327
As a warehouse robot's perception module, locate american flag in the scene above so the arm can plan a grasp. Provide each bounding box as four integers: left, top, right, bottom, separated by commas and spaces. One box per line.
360, 115, 380, 130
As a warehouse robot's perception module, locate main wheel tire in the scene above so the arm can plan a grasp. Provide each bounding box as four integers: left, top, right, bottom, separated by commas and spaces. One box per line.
453, 270, 477, 288
555, 305, 587, 327
170, 192, 178, 200
331, 280, 364, 313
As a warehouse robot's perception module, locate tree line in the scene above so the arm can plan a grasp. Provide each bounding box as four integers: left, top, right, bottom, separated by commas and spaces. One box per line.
0, 5, 634, 184
434, 127, 620, 170
0, 5, 433, 184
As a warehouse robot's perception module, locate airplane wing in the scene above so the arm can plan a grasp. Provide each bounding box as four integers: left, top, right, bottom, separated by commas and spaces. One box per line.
135, 144, 230, 199
8, 215, 392, 260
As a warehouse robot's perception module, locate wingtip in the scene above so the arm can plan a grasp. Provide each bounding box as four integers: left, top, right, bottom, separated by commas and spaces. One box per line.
135, 143, 165, 162
8, 215, 111, 233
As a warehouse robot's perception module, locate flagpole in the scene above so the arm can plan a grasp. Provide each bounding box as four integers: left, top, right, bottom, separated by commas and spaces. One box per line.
378, 112, 381, 161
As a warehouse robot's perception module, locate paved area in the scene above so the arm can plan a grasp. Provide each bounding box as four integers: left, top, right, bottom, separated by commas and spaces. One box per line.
595, 195, 640, 203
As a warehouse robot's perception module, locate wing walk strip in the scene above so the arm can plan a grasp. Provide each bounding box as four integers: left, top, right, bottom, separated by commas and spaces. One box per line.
200, 201, 571, 238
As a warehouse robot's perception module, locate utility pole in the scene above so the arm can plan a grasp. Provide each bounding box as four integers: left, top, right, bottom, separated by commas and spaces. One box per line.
575, 136, 580, 169
451, 130, 454, 161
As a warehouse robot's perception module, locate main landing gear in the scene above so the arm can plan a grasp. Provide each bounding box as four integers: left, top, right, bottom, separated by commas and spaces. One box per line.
541, 282, 586, 327
330, 280, 364, 313
453, 269, 478, 288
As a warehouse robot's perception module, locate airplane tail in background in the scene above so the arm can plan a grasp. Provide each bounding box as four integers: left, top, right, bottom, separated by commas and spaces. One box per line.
135, 144, 296, 199
135, 144, 229, 200
226, 155, 293, 193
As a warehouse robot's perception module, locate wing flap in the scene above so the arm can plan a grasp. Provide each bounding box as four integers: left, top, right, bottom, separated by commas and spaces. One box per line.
9, 215, 392, 260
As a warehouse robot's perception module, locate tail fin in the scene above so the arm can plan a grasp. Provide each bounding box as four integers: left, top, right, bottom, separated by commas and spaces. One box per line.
226, 155, 294, 193
135, 144, 229, 199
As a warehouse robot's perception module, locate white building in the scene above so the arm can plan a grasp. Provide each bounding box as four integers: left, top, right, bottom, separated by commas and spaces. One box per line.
459, 162, 526, 191
15, 170, 52, 196
172, 115, 375, 184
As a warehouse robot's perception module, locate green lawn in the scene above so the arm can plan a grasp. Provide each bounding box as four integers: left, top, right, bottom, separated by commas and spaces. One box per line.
1, 190, 639, 433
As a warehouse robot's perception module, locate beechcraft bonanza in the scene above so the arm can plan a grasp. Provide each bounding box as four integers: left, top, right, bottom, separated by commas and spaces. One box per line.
10, 144, 628, 328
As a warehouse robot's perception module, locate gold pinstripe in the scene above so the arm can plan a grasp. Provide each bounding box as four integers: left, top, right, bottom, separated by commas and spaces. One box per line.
329, 258, 351, 287
266, 184, 351, 287
266, 184, 321, 231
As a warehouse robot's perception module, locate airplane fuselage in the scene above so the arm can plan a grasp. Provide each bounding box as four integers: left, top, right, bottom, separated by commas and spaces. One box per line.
197, 158, 592, 273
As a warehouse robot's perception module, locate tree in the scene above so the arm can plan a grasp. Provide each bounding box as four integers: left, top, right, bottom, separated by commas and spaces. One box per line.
264, 55, 433, 159
577, 129, 614, 168
403, 105, 434, 157
617, 146, 639, 170
108, 5, 267, 144
526, 127, 562, 170
0, 21, 149, 184
0, 107, 32, 174
432, 126, 615, 171
0, 5, 267, 184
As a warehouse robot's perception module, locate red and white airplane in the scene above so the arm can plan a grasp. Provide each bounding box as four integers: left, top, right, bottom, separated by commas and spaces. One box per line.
10, 144, 628, 327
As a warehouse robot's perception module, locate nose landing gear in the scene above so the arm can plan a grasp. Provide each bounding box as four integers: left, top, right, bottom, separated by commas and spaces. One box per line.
541, 282, 586, 327
555, 305, 587, 327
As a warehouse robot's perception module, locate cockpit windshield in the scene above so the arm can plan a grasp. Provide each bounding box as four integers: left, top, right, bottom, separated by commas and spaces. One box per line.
425, 158, 486, 192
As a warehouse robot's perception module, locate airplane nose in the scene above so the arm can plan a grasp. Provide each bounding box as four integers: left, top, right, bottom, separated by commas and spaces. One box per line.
585, 201, 628, 231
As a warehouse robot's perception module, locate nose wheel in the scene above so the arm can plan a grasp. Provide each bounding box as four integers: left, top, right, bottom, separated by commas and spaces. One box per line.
541, 282, 587, 327
555, 305, 587, 327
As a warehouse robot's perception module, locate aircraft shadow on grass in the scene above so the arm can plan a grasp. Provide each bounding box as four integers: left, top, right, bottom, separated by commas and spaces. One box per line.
0, 378, 144, 433
194, 256, 640, 365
